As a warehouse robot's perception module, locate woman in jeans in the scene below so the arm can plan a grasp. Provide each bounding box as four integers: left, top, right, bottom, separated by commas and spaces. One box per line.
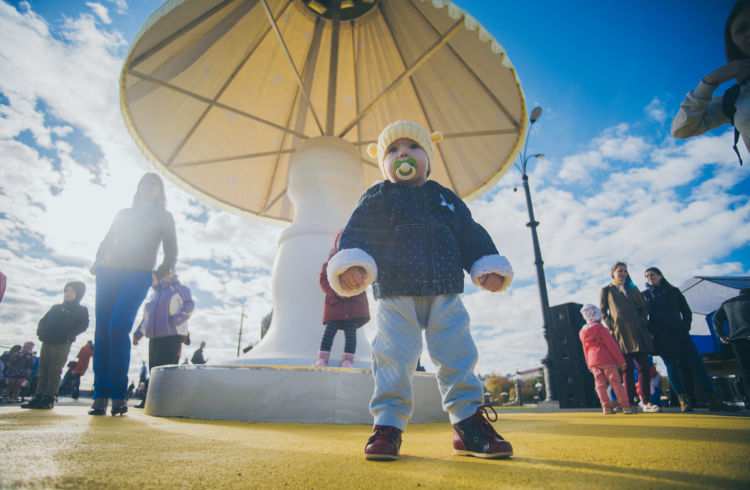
643, 267, 738, 412
90, 173, 177, 416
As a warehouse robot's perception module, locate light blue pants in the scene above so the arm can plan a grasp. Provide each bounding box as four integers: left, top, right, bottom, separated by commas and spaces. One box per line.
370, 295, 483, 431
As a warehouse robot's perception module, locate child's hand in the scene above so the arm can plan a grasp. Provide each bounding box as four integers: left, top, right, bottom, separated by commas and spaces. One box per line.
479, 273, 505, 292
339, 266, 368, 291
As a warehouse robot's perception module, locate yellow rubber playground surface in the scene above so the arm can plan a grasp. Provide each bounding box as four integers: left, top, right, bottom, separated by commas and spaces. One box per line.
1, 400, 749, 489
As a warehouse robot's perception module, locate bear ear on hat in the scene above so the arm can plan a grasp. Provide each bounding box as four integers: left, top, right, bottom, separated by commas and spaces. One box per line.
367, 143, 378, 159
430, 131, 443, 144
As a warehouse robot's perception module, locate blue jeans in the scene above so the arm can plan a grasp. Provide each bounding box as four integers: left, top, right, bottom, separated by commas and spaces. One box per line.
370, 295, 483, 431
661, 342, 716, 398
94, 267, 152, 399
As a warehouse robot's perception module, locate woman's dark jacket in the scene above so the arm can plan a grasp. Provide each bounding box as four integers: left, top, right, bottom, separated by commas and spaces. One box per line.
642, 284, 693, 357
37, 281, 89, 345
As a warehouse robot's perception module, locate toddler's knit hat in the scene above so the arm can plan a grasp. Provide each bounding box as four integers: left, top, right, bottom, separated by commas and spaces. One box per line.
367, 121, 443, 179
580, 304, 602, 323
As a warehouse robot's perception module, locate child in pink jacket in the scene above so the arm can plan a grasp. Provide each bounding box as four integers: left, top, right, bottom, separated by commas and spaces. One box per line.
579, 304, 635, 414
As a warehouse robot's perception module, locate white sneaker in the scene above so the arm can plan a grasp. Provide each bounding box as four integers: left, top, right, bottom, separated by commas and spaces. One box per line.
642, 403, 662, 413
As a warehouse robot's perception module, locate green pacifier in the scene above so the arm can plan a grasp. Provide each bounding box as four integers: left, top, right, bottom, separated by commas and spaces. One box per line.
393, 157, 418, 179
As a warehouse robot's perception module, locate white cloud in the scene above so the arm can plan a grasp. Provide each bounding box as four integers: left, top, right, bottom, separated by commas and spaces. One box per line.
107, 0, 128, 15
644, 97, 667, 123
86, 2, 111, 24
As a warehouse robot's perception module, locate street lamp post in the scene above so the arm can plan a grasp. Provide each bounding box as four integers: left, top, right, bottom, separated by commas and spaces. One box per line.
515, 106, 556, 402
514, 371, 523, 406
237, 299, 247, 357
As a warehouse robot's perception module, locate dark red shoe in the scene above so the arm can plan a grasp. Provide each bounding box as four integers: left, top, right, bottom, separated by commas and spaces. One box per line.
364, 425, 402, 461
453, 405, 513, 459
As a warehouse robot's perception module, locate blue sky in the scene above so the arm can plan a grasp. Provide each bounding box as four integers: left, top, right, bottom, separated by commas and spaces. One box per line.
0, 0, 748, 385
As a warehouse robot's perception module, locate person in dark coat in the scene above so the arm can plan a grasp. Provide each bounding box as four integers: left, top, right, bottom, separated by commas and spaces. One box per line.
3, 342, 35, 402
642, 267, 737, 412
58, 361, 79, 397
22, 281, 89, 409
191, 341, 207, 364
314, 230, 370, 368
713, 288, 750, 407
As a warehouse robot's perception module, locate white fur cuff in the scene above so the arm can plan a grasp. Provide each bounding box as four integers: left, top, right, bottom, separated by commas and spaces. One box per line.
327, 248, 377, 297
470, 254, 514, 293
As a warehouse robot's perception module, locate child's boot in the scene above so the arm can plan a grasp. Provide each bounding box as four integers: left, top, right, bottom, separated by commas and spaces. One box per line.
313, 351, 330, 367
364, 425, 402, 461
452, 405, 513, 459
341, 353, 355, 368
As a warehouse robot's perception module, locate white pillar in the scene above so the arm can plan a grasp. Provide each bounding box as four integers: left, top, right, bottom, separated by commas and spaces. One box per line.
231, 136, 372, 367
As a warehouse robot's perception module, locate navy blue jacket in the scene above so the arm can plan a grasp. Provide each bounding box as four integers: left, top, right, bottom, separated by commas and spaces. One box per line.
642, 284, 692, 357
339, 180, 498, 299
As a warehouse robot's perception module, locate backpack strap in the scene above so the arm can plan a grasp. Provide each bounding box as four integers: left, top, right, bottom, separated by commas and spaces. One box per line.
722, 83, 743, 166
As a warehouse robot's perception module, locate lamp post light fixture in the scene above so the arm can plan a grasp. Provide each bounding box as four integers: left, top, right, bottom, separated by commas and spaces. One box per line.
514, 106, 556, 403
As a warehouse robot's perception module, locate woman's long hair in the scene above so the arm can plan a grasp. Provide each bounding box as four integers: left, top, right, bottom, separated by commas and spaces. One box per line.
132, 172, 166, 210
644, 266, 675, 289
726, 0, 750, 62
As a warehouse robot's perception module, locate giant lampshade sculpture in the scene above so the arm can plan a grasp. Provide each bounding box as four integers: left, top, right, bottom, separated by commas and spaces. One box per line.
121, 0, 527, 423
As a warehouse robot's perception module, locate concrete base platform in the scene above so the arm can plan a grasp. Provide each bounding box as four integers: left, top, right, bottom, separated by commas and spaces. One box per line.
145, 364, 448, 424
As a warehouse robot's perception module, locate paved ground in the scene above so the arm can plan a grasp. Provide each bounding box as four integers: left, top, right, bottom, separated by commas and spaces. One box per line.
1, 399, 749, 489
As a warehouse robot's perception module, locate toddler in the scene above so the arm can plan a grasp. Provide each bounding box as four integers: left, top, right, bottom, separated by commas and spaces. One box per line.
327, 121, 515, 460
133, 269, 194, 408
315, 230, 370, 368
579, 304, 635, 414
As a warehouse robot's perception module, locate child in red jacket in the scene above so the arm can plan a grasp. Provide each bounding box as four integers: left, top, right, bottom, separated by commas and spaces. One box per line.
579, 304, 634, 414
315, 230, 370, 368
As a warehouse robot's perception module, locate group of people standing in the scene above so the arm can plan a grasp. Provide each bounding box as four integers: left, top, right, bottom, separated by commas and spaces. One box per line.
580, 262, 741, 414
4, 172, 201, 415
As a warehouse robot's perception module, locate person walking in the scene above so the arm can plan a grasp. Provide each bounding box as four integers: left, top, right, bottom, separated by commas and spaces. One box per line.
22, 282, 89, 409
600, 262, 659, 412
70, 340, 94, 399
89, 173, 177, 416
